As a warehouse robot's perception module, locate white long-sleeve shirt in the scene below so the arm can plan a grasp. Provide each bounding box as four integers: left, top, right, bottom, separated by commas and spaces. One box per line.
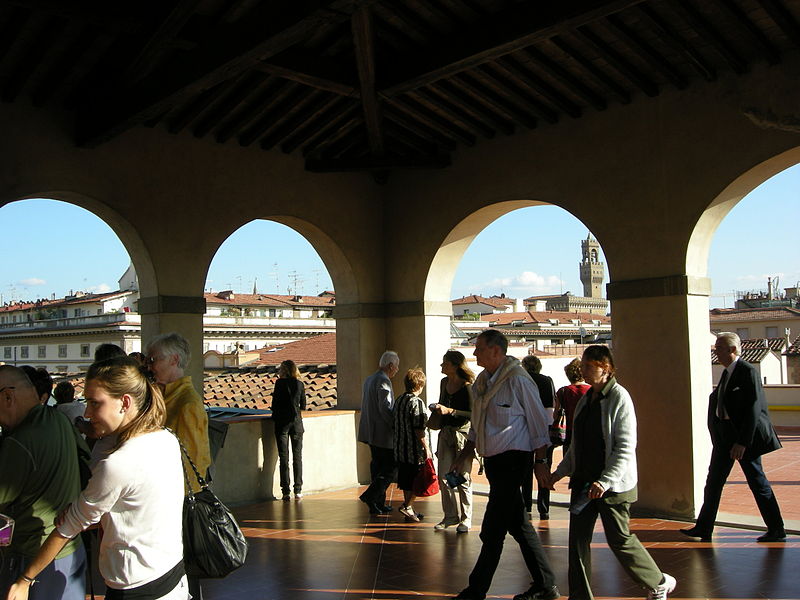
468, 371, 551, 457
58, 429, 185, 590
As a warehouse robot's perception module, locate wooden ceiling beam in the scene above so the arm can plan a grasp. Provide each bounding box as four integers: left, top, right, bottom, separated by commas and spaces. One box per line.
550, 35, 631, 104
409, 88, 495, 139
451, 74, 538, 129
301, 107, 362, 156
280, 96, 353, 153
384, 121, 440, 155
305, 154, 451, 172
380, 0, 647, 97
386, 96, 476, 146
303, 116, 363, 158
576, 25, 659, 97
351, 6, 384, 155
214, 78, 290, 143
671, 0, 747, 74
518, 47, 607, 111
259, 90, 329, 150
605, 14, 688, 89
1, 1, 141, 33
636, 4, 716, 82
1, 15, 60, 102
495, 55, 582, 118
431, 81, 515, 135
718, 0, 779, 65
758, 0, 800, 49
477, 64, 559, 124
76, 0, 369, 147
166, 81, 228, 134
191, 72, 263, 139
239, 84, 307, 147
123, 0, 203, 83
253, 62, 357, 97
383, 107, 458, 151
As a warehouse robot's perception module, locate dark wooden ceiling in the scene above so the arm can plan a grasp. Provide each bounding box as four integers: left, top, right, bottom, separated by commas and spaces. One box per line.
2, 0, 799, 180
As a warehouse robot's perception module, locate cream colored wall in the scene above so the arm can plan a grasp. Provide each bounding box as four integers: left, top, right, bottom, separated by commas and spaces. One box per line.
211, 412, 360, 505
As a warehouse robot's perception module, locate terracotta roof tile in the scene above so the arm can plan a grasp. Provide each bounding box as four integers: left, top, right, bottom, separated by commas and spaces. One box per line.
709, 307, 800, 322
205, 291, 335, 308
488, 311, 610, 326
253, 332, 336, 365
451, 294, 515, 308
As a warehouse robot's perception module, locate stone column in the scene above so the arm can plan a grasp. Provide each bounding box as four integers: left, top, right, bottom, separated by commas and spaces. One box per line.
608, 275, 713, 517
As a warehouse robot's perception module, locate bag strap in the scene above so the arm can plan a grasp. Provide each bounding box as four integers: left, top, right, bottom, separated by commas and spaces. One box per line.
164, 427, 207, 499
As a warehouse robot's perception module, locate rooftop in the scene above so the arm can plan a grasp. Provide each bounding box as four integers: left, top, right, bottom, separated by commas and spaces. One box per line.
710, 306, 800, 322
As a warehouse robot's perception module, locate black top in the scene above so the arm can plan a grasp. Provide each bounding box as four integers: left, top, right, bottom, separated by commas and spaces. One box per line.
271, 378, 306, 424
571, 387, 606, 487
529, 372, 555, 409
438, 378, 471, 429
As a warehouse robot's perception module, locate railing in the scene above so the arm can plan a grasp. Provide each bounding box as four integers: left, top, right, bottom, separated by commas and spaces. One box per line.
0, 312, 140, 331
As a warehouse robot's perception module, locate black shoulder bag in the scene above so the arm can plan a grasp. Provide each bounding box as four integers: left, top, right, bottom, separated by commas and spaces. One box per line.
174, 432, 249, 578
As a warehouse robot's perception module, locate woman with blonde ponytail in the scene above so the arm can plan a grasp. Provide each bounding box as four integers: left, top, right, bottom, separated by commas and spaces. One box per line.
6, 358, 189, 600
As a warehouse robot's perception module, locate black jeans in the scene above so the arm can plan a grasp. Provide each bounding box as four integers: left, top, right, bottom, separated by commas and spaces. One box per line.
521, 445, 554, 515
361, 444, 396, 507
464, 450, 555, 598
274, 421, 303, 494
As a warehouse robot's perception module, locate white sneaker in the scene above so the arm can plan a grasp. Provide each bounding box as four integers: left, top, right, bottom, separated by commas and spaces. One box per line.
294, 493, 303, 500
647, 573, 676, 600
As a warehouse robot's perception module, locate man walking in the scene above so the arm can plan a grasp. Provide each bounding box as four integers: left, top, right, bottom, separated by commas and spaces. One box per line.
681, 332, 785, 542
452, 331, 558, 600
0, 365, 87, 599
358, 351, 400, 514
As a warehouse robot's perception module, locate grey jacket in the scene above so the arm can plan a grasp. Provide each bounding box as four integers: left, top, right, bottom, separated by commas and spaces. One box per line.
553, 377, 638, 494
357, 369, 394, 449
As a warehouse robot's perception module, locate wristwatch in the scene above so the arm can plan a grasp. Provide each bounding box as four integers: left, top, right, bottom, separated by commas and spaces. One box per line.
534, 458, 548, 464
20, 575, 37, 587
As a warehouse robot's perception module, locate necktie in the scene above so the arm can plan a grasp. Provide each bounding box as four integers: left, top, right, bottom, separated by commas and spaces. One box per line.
716, 369, 729, 419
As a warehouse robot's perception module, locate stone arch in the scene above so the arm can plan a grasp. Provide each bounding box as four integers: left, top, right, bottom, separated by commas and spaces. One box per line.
0, 192, 156, 298
687, 146, 800, 280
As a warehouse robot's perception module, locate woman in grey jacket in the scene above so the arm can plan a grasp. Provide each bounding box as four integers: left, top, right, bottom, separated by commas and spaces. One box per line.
549, 346, 676, 600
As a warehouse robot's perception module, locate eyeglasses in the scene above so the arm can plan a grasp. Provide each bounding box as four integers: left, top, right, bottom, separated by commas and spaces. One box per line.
146, 356, 161, 365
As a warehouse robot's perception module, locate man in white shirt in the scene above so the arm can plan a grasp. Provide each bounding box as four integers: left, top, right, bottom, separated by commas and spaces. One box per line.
452, 330, 558, 600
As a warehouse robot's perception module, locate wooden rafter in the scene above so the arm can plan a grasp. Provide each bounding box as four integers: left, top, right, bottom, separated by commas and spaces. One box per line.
76, 1, 369, 146
517, 47, 607, 112
351, 6, 384, 155
671, 0, 747, 74
718, 0, 779, 65
305, 155, 451, 172
549, 36, 631, 104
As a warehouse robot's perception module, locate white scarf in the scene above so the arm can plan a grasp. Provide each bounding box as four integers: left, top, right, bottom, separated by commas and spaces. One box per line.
471, 355, 529, 455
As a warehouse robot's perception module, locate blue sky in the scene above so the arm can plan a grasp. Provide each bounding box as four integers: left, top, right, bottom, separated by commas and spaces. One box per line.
1, 164, 798, 309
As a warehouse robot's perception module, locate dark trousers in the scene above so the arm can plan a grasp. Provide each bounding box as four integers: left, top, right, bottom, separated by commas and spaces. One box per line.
521, 445, 554, 515
275, 421, 303, 494
695, 425, 784, 534
361, 444, 396, 507
464, 450, 555, 598
568, 490, 662, 600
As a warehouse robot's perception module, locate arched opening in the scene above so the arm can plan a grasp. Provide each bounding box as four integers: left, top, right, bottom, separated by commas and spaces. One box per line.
424, 201, 610, 391
0, 196, 151, 373
686, 148, 800, 525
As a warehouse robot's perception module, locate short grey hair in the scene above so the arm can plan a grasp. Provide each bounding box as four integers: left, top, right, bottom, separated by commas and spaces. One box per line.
147, 332, 191, 369
379, 350, 399, 369
716, 332, 741, 355
478, 329, 508, 354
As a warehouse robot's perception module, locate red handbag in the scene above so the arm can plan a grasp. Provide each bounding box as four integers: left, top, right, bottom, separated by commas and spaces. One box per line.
412, 458, 440, 497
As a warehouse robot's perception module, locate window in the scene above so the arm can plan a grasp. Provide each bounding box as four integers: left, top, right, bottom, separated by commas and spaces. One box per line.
73, 309, 81, 317
268, 309, 276, 317
3, 347, 10, 359
765, 326, 778, 338
58, 345, 68, 358
736, 328, 750, 340
80, 344, 90, 357
38, 345, 46, 358
20, 346, 29, 359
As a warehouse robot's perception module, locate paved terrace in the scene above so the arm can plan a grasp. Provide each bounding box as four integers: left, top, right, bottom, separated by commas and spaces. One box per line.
90, 427, 799, 600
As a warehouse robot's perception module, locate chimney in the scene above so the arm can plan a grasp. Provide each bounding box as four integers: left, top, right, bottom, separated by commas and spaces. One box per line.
767, 276, 773, 300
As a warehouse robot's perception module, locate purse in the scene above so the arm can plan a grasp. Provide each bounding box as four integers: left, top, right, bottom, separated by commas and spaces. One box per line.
175, 433, 249, 578
426, 410, 443, 431
412, 458, 440, 497
549, 408, 567, 447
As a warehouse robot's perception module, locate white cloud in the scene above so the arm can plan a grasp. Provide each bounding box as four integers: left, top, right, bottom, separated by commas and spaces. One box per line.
735, 272, 784, 283
86, 283, 112, 293
19, 278, 46, 286
477, 271, 565, 297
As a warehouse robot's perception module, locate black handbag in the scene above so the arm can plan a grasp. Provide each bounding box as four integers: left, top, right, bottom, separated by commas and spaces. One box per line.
175, 433, 249, 579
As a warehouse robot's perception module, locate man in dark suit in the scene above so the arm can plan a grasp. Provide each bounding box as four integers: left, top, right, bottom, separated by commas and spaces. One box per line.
681, 332, 785, 542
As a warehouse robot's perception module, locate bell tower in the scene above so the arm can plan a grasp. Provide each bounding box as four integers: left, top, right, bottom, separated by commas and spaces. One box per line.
579, 235, 604, 299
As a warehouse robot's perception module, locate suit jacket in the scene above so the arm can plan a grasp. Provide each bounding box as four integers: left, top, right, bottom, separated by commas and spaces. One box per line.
707, 359, 781, 458
357, 370, 394, 449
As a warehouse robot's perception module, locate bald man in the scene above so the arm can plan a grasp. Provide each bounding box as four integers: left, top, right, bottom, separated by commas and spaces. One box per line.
0, 366, 86, 599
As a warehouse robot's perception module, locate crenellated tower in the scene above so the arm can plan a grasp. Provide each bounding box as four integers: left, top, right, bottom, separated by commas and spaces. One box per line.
579, 235, 605, 299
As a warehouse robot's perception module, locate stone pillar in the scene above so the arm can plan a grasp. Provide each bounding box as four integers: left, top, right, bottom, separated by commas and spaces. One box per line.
608, 275, 713, 517
138, 295, 206, 394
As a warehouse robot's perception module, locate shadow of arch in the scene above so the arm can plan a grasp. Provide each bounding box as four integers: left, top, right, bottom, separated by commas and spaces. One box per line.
0, 192, 156, 297
687, 147, 800, 278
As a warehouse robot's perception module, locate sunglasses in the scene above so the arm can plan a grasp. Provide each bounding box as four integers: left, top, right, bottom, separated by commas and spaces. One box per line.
0, 513, 14, 547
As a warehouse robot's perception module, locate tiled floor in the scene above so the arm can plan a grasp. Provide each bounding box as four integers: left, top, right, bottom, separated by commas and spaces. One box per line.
86, 426, 799, 600
199, 484, 798, 600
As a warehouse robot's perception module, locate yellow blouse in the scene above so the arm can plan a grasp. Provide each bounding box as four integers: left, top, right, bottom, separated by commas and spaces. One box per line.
164, 376, 211, 494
